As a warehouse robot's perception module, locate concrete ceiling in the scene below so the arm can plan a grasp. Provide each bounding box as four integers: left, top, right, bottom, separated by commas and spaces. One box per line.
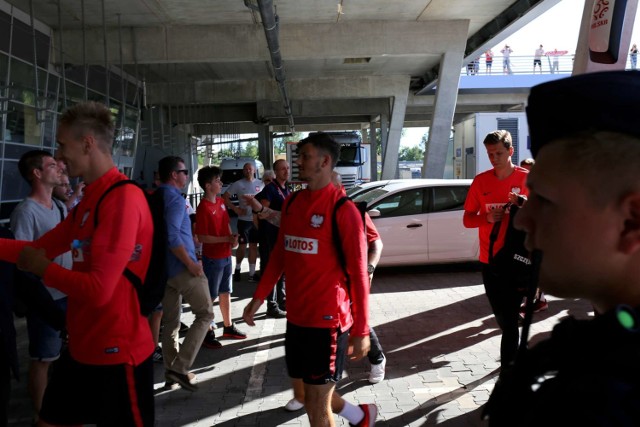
3, 0, 559, 131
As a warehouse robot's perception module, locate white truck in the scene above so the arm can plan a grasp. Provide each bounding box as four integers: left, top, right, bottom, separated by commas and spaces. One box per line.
452, 112, 532, 179
286, 131, 370, 188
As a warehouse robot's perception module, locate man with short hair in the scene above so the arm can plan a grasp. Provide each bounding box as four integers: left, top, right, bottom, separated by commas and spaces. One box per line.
158, 156, 214, 390
52, 166, 72, 205
483, 70, 640, 427
10, 150, 71, 422
243, 132, 376, 427
0, 101, 155, 426
533, 45, 544, 73
256, 159, 291, 318
463, 130, 529, 369
223, 162, 263, 282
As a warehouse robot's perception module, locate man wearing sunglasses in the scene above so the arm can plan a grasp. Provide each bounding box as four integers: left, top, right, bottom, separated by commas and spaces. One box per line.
158, 156, 214, 391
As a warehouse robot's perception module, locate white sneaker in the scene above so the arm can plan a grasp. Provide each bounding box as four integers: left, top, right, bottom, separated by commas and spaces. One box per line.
284, 398, 304, 412
368, 355, 386, 384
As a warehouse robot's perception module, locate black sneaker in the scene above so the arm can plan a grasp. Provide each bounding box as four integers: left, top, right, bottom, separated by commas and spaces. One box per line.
165, 370, 198, 392
222, 323, 247, 339
248, 273, 260, 282
202, 330, 222, 349
266, 307, 287, 319
233, 270, 242, 282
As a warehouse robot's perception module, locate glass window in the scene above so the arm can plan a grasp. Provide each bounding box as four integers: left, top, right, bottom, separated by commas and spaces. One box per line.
371, 189, 424, 217
5, 102, 41, 145
1, 159, 30, 200
0, 202, 20, 223
11, 19, 49, 68
432, 186, 469, 212
0, 12, 10, 54
352, 188, 387, 205
0, 53, 8, 86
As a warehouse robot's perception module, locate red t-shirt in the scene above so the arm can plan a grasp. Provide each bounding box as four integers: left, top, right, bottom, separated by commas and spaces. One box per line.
253, 184, 370, 336
463, 166, 529, 263
0, 168, 154, 366
365, 213, 380, 245
195, 197, 232, 259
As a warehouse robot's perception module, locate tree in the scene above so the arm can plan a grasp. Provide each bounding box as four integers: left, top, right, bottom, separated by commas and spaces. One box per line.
398, 146, 424, 161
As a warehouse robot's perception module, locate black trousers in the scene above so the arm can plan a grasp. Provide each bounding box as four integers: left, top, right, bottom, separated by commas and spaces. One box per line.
259, 231, 285, 310
0, 342, 10, 427
367, 327, 384, 365
481, 263, 524, 368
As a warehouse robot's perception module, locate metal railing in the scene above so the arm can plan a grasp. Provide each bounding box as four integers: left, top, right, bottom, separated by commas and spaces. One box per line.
461, 54, 575, 76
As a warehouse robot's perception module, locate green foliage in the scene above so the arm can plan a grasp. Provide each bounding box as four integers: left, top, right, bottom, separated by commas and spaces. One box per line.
399, 146, 424, 161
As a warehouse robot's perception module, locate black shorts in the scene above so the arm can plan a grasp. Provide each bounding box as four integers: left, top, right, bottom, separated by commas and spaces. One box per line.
237, 219, 260, 244
533, 59, 542, 66
285, 322, 348, 385
39, 351, 154, 426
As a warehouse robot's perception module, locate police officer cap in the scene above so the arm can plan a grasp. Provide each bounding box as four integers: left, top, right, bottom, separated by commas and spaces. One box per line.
526, 70, 640, 157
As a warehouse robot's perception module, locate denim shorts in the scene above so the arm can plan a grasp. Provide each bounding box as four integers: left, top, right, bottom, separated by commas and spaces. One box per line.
202, 255, 232, 299
26, 297, 67, 361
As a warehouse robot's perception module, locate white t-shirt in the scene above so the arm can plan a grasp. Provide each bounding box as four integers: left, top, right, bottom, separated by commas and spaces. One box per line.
225, 178, 264, 221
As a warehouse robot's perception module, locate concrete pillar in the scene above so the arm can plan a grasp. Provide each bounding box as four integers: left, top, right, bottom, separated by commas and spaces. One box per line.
257, 126, 273, 170
380, 114, 389, 178
369, 121, 378, 181
424, 50, 464, 178
381, 77, 410, 180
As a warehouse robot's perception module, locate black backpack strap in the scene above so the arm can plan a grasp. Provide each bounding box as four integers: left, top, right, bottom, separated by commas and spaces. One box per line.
93, 179, 136, 227
284, 190, 301, 215
92, 180, 144, 290
52, 198, 66, 220
333, 196, 365, 295
488, 220, 502, 263
488, 202, 511, 262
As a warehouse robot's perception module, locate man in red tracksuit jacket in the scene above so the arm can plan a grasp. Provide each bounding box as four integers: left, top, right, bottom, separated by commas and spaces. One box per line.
0, 101, 154, 426
243, 132, 376, 427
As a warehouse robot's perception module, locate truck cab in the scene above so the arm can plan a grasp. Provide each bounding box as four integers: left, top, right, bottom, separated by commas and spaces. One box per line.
287, 131, 369, 189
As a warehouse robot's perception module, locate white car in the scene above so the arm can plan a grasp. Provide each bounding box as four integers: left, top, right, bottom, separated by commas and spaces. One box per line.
352, 179, 479, 267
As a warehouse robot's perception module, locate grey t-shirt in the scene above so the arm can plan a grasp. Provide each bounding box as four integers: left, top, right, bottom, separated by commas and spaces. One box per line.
225, 178, 264, 221
10, 197, 73, 300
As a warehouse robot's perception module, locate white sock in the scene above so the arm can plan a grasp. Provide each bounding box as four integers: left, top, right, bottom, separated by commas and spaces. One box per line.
249, 264, 256, 275
338, 401, 364, 425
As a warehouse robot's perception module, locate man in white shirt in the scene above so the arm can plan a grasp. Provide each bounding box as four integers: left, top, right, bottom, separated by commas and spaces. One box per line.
223, 163, 264, 282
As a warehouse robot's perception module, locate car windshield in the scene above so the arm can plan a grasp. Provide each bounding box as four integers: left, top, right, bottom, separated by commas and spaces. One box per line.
352, 188, 388, 205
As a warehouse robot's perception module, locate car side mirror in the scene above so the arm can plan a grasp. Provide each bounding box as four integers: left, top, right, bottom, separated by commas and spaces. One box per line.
368, 209, 381, 218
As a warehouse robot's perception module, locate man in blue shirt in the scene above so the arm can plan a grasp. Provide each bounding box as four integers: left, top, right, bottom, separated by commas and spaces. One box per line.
158, 156, 214, 391
255, 159, 291, 318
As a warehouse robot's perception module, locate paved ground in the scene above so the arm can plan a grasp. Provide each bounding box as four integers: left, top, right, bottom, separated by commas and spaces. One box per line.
8, 262, 593, 426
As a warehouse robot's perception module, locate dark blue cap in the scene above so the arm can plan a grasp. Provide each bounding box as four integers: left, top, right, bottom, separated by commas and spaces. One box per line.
526, 70, 640, 157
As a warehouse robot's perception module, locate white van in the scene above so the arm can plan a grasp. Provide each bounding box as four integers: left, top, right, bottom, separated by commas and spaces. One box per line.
219, 158, 265, 212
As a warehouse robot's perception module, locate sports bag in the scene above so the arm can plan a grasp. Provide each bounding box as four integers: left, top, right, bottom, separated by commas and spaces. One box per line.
488, 202, 532, 290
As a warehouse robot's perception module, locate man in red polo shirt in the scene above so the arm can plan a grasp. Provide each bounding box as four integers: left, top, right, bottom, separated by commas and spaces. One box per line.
244, 132, 376, 427
0, 101, 155, 426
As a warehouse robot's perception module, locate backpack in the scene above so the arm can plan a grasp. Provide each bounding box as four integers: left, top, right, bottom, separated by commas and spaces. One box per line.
488, 202, 532, 291
91, 180, 168, 316
286, 191, 367, 292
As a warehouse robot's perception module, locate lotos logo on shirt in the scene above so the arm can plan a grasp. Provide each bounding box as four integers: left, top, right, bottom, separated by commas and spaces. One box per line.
284, 235, 318, 254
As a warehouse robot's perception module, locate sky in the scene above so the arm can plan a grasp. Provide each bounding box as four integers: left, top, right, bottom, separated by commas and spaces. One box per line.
400, 0, 640, 147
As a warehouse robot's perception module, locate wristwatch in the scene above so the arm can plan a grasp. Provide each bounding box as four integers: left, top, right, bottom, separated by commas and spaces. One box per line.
367, 264, 375, 274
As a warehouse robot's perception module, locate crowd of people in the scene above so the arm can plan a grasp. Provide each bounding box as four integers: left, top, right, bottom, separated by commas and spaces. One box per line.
465, 44, 574, 75
2, 69, 640, 426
